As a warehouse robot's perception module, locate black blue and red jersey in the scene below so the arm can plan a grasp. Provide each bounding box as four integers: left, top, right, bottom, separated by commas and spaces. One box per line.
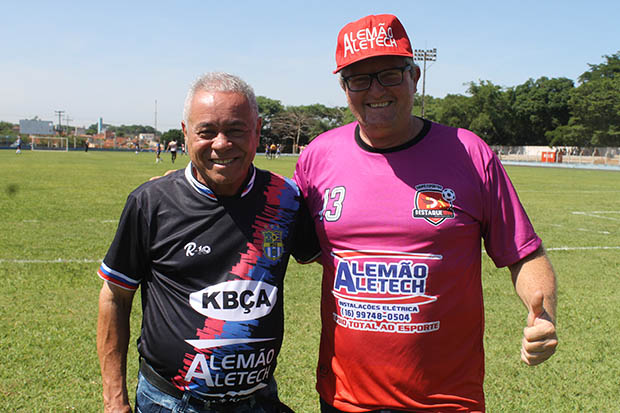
99, 162, 318, 399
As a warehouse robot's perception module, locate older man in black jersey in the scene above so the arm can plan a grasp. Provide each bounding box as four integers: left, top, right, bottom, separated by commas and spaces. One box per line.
97, 72, 318, 413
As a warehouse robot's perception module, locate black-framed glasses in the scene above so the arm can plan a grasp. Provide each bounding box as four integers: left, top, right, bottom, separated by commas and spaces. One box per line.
342, 65, 412, 92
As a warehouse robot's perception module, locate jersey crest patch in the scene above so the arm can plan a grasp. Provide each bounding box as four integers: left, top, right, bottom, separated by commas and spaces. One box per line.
262, 228, 284, 261
412, 183, 456, 226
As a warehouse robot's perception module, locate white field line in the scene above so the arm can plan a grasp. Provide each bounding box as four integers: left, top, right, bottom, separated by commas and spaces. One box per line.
481, 246, 620, 255
519, 190, 620, 193
545, 246, 620, 251
20, 220, 117, 224
571, 211, 620, 222
549, 223, 611, 235
573, 211, 620, 213
575, 228, 610, 234
0, 258, 102, 264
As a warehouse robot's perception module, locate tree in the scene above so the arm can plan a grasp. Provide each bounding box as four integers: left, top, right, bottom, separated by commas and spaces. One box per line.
0, 121, 17, 137
271, 107, 314, 152
545, 122, 590, 147
512, 77, 574, 145
302, 104, 347, 139
466, 80, 517, 145
567, 78, 620, 146
160, 129, 184, 145
578, 51, 620, 83
115, 124, 156, 136
257, 96, 284, 119
338, 106, 356, 125
86, 123, 103, 135
85, 123, 156, 137
430, 94, 473, 129
257, 96, 285, 145
266, 103, 352, 151
549, 51, 620, 147
412, 94, 442, 122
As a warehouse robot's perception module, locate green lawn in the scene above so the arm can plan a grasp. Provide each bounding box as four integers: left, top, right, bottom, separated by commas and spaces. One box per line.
0, 150, 618, 412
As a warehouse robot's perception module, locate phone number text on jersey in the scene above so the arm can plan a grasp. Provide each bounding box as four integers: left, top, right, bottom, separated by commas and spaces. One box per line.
340, 308, 411, 322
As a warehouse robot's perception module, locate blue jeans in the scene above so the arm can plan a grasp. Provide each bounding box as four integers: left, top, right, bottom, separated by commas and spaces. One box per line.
135, 372, 290, 413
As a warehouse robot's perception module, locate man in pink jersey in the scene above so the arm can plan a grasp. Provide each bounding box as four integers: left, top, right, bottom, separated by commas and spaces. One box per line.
294, 14, 558, 412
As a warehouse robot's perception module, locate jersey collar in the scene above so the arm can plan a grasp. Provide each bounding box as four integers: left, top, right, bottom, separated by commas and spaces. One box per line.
184, 162, 256, 201
354, 117, 431, 153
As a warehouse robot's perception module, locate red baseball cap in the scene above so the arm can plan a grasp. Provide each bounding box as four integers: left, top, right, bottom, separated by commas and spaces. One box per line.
334, 14, 413, 73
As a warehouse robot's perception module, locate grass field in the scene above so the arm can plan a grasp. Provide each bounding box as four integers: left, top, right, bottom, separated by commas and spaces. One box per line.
0, 150, 619, 412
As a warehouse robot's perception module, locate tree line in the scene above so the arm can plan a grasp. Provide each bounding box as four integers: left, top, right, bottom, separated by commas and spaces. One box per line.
3, 51, 618, 150
259, 51, 619, 149
421, 51, 620, 148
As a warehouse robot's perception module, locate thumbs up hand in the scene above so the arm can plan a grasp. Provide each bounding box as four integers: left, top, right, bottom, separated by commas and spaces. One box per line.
521, 291, 558, 366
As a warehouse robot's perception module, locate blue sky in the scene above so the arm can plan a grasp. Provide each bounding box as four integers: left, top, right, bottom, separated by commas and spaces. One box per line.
1, 0, 618, 132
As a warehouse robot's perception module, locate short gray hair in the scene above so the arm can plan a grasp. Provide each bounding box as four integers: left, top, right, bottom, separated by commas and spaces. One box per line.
183, 72, 258, 123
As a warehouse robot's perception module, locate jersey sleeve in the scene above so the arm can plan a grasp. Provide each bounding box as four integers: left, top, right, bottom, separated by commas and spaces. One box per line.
97, 193, 150, 290
480, 153, 541, 268
293, 154, 308, 198
292, 155, 322, 263
290, 195, 321, 264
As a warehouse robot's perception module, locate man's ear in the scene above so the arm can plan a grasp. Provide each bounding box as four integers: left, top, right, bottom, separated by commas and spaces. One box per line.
412, 65, 421, 92
413, 65, 421, 83
255, 117, 263, 149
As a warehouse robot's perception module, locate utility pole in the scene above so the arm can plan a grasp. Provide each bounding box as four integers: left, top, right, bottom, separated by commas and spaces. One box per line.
65, 114, 74, 147
154, 99, 158, 142
55, 110, 65, 134
413, 48, 437, 118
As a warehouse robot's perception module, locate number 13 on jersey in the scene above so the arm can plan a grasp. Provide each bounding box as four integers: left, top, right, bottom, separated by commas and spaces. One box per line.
321, 186, 346, 221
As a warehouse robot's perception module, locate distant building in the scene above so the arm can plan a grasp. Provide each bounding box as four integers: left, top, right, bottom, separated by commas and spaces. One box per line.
19, 118, 54, 135
94, 130, 114, 140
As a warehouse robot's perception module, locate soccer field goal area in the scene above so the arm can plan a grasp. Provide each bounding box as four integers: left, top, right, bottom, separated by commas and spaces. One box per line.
31, 136, 68, 151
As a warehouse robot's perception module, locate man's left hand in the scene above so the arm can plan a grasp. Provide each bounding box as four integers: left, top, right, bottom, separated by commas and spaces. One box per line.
521, 291, 558, 366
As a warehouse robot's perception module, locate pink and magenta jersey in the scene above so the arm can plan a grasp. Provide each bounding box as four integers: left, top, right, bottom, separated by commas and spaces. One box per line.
294, 120, 541, 412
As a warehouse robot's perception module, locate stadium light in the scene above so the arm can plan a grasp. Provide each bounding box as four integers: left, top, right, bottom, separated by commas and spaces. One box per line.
413, 48, 437, 118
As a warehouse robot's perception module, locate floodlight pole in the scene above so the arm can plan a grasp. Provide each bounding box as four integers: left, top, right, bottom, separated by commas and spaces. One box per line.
413, 48, 437, 118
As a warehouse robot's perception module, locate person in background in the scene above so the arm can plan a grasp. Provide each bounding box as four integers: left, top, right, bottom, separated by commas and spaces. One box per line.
167, 139, 178, 163
97, 72, 318, 413
155, 141, 162, 163
294, 13, 558, 412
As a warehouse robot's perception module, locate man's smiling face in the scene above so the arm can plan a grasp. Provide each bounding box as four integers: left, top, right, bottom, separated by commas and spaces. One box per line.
342, 55, 418, 148
182, 90, 260, 197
